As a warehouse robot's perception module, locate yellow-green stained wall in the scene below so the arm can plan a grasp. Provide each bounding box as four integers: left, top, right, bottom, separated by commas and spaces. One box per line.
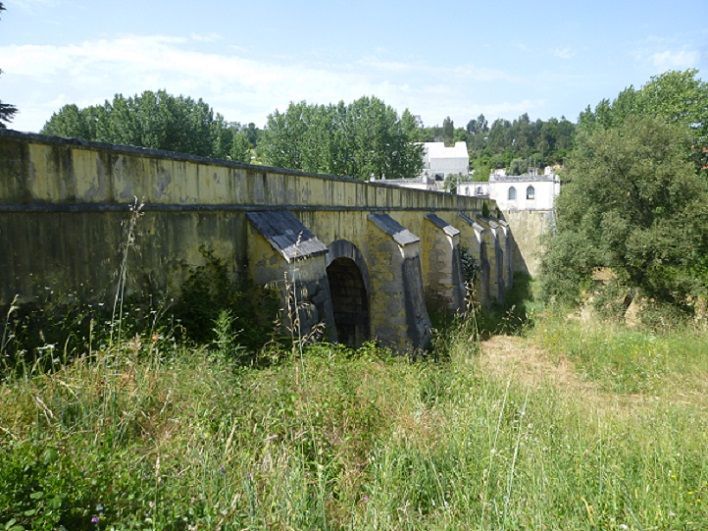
1, 135, 486, 211
1, 131, 521, 349
502, 209, 553, 277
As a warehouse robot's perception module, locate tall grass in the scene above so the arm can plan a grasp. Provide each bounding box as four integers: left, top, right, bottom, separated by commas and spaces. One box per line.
1, 307, 706, 529
532, 311, 708, 395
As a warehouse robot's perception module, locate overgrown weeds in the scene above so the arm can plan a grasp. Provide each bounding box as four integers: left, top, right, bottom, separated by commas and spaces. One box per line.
1, 305, 705, 529
532, 312, 708, 396
477, 272, 537, 337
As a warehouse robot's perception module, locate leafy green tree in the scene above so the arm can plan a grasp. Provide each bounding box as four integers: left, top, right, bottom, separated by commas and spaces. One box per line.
230, 131, 252, 163
442, 116, 454, 146
42, 90, 246, 159
541, 116, 708, 306
260, 96, 423, 180
508, 158, 528, 175
0, 2, 18, 128
578, 70, 707, 173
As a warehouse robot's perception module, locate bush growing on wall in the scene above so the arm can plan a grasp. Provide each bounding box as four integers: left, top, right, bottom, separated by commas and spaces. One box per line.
172, 248, 280, 354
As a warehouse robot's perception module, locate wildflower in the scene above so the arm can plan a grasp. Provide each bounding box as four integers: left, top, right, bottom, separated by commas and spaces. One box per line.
91, 515, 100, 525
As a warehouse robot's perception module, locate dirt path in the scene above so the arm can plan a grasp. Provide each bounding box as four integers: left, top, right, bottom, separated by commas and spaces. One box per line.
478, 335, 648, 410
479, 335, 593, 390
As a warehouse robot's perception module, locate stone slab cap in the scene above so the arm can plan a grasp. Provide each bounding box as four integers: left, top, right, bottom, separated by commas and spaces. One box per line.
484, 218, 500, 230
425, 213, 460, 238
458, 212, 486, 234
475, 217, 497, 239
247, 210, 327, 262
368, 213, 420, 247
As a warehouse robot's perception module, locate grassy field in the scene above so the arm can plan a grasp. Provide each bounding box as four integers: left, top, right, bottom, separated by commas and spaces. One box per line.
1, 306, 706, 529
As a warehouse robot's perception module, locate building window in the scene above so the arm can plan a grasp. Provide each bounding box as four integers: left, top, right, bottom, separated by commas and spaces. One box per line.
476, 186, 483, 195
526, 185, 535, 200
508, 186, 517, 200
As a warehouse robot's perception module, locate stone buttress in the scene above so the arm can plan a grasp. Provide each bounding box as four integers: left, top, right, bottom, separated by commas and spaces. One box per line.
367, 213, 431, 352
421, 213, 465, 313
457, 212, 491, 308
246, 210, 336, 341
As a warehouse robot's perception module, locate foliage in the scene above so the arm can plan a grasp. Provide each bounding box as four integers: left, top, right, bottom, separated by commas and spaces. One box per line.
441, 116, 454, 146
1, 311, 705, 529
458, 246, 479, 284
171, 248, 279, 355
542, 114, 708, 307
533, 312, 708, 394
0, 2, 17, 128
260, 96, 424, 180
477, 273, 536, 338
41, 90, 255, 161
578, 69, 708, 174
419, 112, 574, 174
0, 251, 279, 374
479, 114, 575, 172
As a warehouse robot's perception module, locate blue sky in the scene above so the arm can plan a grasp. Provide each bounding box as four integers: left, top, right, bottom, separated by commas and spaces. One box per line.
1, 0, 706, 132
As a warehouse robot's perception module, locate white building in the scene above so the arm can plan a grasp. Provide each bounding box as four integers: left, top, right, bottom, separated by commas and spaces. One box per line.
459, 167, 561, 211
377, 141, 470, 192
421, 141, 469, 181
457, 182, 489, 197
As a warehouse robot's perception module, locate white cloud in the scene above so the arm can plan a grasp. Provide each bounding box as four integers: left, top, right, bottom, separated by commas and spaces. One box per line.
651, 49, 700, 71
552, 47, 575, 60
0, 33, 535, 132
358, 57, 518, 82
8, 0, 60, 13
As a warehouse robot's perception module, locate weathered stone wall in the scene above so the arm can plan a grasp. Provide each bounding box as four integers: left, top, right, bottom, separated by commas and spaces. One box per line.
502, 209, 554, 277
0, 130, 517, 351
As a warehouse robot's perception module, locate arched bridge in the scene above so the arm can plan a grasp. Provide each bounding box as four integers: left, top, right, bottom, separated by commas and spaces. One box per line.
0, 130, 522, 352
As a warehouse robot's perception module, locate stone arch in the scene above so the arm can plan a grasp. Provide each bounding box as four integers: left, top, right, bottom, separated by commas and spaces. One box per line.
508, 186, 517, 200
326, 240, 370, 347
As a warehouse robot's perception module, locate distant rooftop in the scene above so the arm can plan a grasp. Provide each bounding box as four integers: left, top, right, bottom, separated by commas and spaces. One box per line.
490, 173, 558, 183
489, 166, 559, 182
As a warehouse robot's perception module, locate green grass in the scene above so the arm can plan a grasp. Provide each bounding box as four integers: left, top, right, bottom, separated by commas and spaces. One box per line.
532, 312, 708, 395
1, 312, 706, 529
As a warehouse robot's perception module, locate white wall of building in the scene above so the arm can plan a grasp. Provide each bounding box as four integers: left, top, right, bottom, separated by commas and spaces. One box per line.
458, 182, 488, 197
490, 179, 559, 210
457, 174, 560, 210
422, 142, 469, 178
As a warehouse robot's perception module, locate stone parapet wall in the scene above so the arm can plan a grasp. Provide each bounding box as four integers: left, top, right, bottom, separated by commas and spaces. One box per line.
0, 130, 483, 212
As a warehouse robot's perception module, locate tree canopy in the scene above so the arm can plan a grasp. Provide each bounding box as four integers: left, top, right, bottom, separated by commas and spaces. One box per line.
0, 2, 18, 128
417, 112, 574, 180
578, 69, 708, 174
41, 90, 252, 162
541, 70, 708, 310
260, 96, 424, 180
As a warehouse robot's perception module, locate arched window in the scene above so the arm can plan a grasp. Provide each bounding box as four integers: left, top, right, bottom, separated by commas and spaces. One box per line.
476, 186, 483, 195
508, 186, 517, 200
526, 185, 535, 200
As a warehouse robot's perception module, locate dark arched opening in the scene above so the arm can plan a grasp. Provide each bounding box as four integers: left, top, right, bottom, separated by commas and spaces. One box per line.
326, 257, 370, 347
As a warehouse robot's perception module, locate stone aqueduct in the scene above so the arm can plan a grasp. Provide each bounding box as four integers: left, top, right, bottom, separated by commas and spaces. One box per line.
0, 130, 532, 351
